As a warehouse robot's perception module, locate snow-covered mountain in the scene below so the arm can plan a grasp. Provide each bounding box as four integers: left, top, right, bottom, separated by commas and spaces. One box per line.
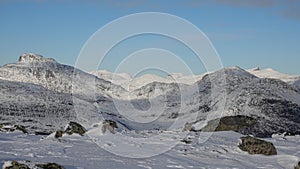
90, 70, 204, 91
204, 67, 300, 137
98, 66, 300, 137
0, 53, 127, 101
248, 67, 300, 90
0, 53, 300, 138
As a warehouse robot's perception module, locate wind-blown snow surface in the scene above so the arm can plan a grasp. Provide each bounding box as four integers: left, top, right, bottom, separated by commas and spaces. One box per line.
0, 131, 299, 169
0, 53, 300, 168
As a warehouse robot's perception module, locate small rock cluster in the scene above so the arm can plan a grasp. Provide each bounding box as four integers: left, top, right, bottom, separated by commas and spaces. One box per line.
0, 124, 27, 134
3, 161, 65, 169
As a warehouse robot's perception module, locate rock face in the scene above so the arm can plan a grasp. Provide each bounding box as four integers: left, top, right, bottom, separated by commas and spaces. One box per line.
0, 79, 78, 134
201, 115, 256, 132
238, 136, 277, 155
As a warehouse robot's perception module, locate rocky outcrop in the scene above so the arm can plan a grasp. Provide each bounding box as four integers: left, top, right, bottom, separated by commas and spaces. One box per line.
201, 115, 256, 133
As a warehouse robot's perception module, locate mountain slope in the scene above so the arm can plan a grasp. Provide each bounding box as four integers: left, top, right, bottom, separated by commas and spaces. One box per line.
248, 67, 300, 91
0, 79, 100, 134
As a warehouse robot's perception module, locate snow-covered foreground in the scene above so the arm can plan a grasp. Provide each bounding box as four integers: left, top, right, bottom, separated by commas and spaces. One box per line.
0, 131, 299, 169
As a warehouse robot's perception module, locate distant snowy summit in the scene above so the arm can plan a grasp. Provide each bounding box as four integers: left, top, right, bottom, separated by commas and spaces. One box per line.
90, 66, 300, 91
248, 67, 300, 83
90, 70, 205, 91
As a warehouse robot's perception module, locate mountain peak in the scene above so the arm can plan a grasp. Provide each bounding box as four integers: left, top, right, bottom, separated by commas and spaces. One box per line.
18, 53, 56, 63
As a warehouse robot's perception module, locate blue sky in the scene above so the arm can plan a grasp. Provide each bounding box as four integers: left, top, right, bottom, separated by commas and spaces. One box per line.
0, 0, 300, 76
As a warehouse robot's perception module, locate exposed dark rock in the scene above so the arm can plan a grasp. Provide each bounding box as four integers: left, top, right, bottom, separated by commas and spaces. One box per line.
201, 115, 256, 133
238, 136, 277, 155
0, 125, 28, 134
14, 125, 27, 134
246, 98, 300, 137
55, 130, 64, 138
198, 105, 211, 113
284, 132, 296, 137
1, 127, 15, 132
36, 163, 65, 169
65, 122, 86, 136
102, 120, 118, 134
4, 161, 30, 169
169, 112, 179, 119
181, 139, 192, 144
295, 161, 300, 169
35, 131, 52, 136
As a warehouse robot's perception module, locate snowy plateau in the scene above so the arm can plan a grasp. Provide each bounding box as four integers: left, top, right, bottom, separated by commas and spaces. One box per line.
0, 53, 299, 169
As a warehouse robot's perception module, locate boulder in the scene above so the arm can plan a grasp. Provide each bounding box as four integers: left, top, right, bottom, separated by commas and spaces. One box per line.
36, 163, 65, 169
54, 130, 64, 138
238, 136, 277, 155
201, 115, 256, 132
183, 122, 194, 132
64, 122, 86, 136
101, 120, 118, 134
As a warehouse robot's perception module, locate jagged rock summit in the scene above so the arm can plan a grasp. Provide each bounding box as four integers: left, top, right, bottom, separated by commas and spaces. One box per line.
18, 53, 56, 63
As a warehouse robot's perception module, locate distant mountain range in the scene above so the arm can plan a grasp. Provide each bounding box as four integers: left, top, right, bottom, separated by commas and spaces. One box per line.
0, 53, 299, 137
